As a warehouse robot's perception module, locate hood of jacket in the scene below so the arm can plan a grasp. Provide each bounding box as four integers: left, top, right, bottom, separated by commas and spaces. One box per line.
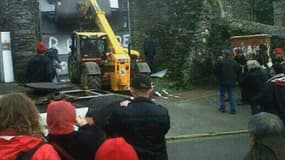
0, 132, 43, 160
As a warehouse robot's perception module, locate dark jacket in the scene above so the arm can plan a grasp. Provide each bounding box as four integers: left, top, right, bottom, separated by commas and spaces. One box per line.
76, 125, 105, 160
108, 97, 170, 160
239, 69, 268, 103
25, 55, 55, 82
254, 50, 269, 67
254, 74, 285, 123
244, 136, 285, 160
48, 126, 105, 160
47, 132, 81, 160
144, 38, 156, 57
215, 58, 240, 86
234, 55, 247, 66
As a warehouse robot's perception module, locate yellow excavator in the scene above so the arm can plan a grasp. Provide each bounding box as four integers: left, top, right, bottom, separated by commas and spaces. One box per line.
55, 0, 150, 91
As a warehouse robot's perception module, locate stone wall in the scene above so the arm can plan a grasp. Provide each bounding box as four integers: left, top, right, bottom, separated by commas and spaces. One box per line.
131, 0, 212, 86
129, 0, 282, 87
0, 0, 39, 82
273, 1, 285, 26
130, 0, 168, 52
224, 0, 251, 20
224, 0, 274, 25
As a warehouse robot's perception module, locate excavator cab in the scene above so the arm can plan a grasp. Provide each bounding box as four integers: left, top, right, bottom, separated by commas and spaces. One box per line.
68, 32, 107, 89
80, 36, 106, 59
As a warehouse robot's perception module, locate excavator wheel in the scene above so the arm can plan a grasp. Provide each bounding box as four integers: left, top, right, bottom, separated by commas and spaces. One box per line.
80, 68, 102, 90
68, 66, 77, 83
88, 76, 102, 90
68, 57, 79, 83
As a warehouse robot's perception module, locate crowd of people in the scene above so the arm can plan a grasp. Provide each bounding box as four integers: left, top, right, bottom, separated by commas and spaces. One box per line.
215, 46, 285, 118
0, 73, 170, 160
214, 46, 285, 159
2, 41, 285, 159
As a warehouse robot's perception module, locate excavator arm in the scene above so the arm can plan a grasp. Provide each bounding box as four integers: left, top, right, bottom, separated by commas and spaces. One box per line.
56, 0, 150, 91
79, 0, 140, 57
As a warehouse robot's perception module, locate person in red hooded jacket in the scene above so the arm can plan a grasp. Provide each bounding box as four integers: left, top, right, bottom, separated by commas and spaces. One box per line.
95, 137, 138, 160
46, 100, 81, 160
0, 93, 60, 160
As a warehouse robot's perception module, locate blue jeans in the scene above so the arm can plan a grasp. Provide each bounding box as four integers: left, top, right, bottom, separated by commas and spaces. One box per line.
219, 85, 235, 112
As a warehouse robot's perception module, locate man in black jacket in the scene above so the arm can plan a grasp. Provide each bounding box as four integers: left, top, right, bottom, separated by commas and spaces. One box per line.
108, 73, 170, 160
239, 60, 269, 115
215, 49, 240, 114
254, 64, 285, 124
143, 33, 156, 71
25, 42, 55, 82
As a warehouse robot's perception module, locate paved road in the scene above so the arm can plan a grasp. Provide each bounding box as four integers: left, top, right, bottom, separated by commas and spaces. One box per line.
155, 88, 251, 136
157, 88, 251, 159
167, 133, 249, 160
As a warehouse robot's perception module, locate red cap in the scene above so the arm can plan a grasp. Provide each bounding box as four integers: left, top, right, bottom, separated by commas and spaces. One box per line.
95, 137, 139, 160
47, 100, 76, 135
36, 41, 48, 53
275, 48, 284, 55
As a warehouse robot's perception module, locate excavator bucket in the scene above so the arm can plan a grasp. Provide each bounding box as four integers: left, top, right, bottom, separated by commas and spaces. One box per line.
55, 0, 111, 24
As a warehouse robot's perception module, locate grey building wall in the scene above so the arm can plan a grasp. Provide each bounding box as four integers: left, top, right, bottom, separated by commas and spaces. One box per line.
0, 0, 133, 80
0, 0, 39, 82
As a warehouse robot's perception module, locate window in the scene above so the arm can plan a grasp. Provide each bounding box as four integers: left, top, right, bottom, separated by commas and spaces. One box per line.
109, 0, 119, 9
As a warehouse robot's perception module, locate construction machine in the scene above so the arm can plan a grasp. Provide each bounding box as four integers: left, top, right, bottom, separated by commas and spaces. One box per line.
55, 0, 150, 91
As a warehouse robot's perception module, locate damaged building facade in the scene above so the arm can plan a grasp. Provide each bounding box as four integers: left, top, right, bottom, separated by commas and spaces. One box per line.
0, 0, 132, 82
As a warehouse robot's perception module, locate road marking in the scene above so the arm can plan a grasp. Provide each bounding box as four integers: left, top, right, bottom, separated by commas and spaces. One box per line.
166, 130, 248, 142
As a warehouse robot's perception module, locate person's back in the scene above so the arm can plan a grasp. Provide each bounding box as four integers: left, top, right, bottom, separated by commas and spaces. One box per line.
26, 55, 54, 82
234, 55, 247, 65
255, 44, 269, 68
75, 95, 126, 160
108, 74, 170, 160
242, 70, 268, 94
0, 93, 60, 160
46, 100, 82, 160
254, 64, 285, 122
239, 61, 268, 103
25, 42, 55, 83
112, 98, 169, 160
143, 33, 156, 71
215, 57, 239, 86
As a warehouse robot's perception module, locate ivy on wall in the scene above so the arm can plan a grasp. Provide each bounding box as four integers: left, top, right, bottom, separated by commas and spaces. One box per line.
131, 0, 282, 88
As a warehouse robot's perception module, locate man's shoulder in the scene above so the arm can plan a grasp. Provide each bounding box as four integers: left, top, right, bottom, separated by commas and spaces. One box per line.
29, 55, 50, 62
129, 101, 169, 115
27, 55, 38, 61
154, 103, 169, 112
